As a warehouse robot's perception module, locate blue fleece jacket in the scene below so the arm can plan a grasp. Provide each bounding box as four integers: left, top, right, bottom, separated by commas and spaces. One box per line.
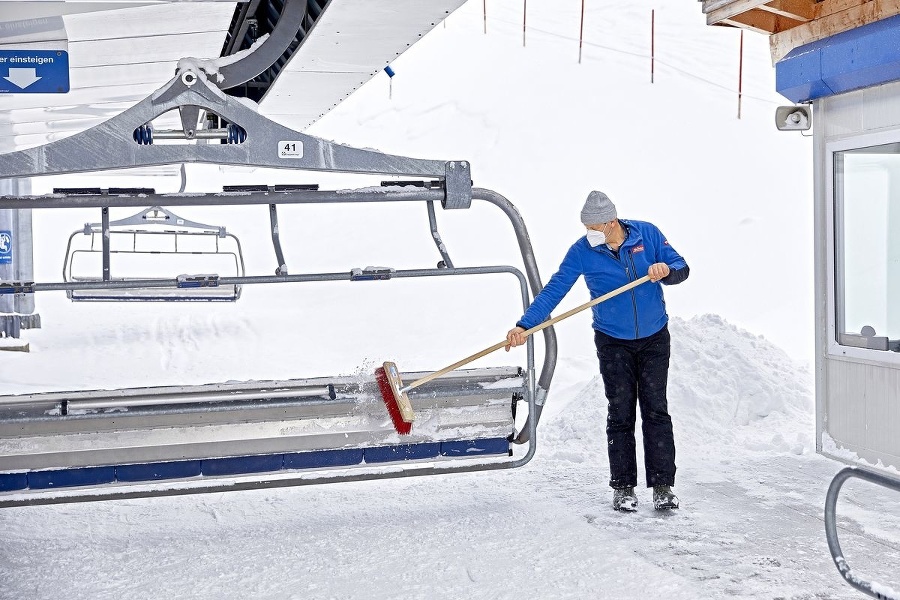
516, 219, 688, 340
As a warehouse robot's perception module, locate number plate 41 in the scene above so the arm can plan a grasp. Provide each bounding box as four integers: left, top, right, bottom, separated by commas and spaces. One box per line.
278, 141, 304, 158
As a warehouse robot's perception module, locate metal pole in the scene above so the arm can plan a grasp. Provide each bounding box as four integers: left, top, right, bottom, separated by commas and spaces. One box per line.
483, 0, 487, 34
101, 207, 110, 281
651, 9, 655, 83
738, 30, 744, 119
523, 0, 527, 47
0, 205, 15, 315
579, 0, 585, 64
0, 180, 35, 316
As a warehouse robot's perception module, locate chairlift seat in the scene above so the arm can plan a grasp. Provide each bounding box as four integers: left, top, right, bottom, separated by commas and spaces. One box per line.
0, 366, 522, 505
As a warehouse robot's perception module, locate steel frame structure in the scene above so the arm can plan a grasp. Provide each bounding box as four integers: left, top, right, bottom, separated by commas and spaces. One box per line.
0, 63, 557, 506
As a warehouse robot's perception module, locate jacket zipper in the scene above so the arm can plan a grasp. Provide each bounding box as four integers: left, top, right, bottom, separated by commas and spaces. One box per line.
626, 248, 640, 338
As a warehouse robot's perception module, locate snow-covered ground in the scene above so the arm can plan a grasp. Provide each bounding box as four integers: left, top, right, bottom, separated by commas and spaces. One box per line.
2, 1, 900, 599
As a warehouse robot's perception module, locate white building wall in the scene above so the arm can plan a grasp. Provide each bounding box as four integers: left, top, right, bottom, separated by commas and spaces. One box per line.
816, 80, 900, 470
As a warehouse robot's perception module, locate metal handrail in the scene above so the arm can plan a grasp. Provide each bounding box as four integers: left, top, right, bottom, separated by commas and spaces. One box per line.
825, 466, 900, 600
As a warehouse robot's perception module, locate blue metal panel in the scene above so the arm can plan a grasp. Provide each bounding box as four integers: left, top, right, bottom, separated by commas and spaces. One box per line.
776, 44, 832, 103
364, 442, 441, 464
28, 466, 116, 489
0, 472, 27, 492
283, 449, 364, 469
776, 14, 900, 103
202, 454, 284, 476
116, 460, 202, 482
821, 16, 900, 94
441, 438, 510, 457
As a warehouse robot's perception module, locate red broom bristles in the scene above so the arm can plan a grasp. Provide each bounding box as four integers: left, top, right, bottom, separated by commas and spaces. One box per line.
375, 366, 412, 435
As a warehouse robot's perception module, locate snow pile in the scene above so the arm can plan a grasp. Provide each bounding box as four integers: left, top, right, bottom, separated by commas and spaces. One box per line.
540, 314, 814, 461
669, 314, 813, 430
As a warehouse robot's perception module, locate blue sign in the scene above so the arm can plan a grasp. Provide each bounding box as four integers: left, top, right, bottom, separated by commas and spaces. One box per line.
0, 50, 69, 94
0, 231, 11, 265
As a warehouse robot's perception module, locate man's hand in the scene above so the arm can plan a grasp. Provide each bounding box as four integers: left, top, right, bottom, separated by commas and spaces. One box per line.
647, 263, 670, 282
505, 326, 527, 351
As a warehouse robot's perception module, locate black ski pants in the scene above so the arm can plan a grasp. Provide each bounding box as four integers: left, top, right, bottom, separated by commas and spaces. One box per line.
594, 324, 676, 489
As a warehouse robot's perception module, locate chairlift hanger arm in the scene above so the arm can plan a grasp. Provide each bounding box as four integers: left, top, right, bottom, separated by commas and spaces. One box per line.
0, 67, 472, 208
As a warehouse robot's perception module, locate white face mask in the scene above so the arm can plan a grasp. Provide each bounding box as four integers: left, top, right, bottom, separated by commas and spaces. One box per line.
586, 229, 606, 247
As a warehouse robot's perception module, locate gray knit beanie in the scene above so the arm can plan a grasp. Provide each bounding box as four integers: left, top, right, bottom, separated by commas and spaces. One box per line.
580, 191, 617, 225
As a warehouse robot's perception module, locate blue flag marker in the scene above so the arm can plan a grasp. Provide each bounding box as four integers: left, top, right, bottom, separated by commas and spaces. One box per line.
385, 65, 395, 99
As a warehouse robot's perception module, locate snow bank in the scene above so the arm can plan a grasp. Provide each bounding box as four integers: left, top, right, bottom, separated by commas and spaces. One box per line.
669, 314, 812, 423
540, 314, 814, 460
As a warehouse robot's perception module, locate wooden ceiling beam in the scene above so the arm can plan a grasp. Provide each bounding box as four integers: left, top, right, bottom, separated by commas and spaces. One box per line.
721, 16, 776, 34
758, 0, 816, 21
815, 0, 869, 19
703, 0, 753, 14
720, 8, 802, 33
705, 0, 771, 24
771, 0, 900, 62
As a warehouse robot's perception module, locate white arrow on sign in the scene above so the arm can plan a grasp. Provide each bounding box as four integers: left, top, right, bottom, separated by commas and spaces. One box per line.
4, 68, 41, 89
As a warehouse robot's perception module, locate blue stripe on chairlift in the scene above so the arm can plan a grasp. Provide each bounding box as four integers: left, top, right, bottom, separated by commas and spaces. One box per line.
116, 460, 202, 482
0, 472, 28, 492
201, 454, 284, 476
364, 442, 442, 463
283, 449, 364, 469
28, 466, 116, 489
440, 438, 510, 457
2, 438, 513, 492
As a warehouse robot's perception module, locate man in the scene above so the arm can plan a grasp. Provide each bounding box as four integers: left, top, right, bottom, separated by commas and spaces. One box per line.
506, 191, 689, 511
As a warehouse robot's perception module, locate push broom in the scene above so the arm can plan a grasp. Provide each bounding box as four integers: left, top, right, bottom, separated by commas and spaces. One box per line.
375, 274, 652, 434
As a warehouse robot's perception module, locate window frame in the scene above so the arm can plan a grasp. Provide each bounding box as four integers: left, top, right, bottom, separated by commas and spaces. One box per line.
826, 130, 900, 365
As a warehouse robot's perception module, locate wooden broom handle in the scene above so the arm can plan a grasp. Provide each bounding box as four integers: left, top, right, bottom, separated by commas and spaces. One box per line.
402, 275, 652, 392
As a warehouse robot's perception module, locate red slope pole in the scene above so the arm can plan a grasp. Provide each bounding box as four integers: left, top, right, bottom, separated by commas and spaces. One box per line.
651, 9, 655, 83
738, 30, 744, 119
523, 0, 527, 47
579, 0, 585, 63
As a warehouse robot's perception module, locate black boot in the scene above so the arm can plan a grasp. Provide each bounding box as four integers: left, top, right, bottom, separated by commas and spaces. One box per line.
613, 487, 638, 512
652, 485, 679, 510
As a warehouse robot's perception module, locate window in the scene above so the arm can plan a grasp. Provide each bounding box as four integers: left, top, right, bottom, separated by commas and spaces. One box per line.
834, 143, 900, 352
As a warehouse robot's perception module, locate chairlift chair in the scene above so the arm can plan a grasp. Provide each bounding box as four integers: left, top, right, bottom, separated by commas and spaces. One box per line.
0, 64, 555, 507
62, 206, 245, 302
